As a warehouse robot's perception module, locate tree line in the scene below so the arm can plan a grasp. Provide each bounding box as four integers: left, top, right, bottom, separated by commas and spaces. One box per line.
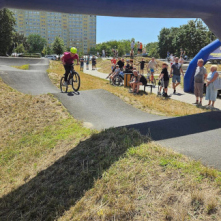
0, 8, 217, 59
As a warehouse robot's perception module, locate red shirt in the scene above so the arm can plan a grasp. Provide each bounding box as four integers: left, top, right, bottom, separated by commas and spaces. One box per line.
63, 52, 79, 64
111, 58, 117, 64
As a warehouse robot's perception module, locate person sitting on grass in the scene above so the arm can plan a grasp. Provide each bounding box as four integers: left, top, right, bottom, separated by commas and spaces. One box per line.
159, 62, 169, 97
125, 60, 133, 73
110, 65, 120, 83
80, 56, 84, 71
92, 55, 96, 70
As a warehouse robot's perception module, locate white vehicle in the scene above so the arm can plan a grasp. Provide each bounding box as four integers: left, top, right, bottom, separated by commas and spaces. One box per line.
45, 55, 57, 60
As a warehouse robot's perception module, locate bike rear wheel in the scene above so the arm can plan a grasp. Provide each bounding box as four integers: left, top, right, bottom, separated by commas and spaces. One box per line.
72, 72, 81, 91
60, 77, 68, 93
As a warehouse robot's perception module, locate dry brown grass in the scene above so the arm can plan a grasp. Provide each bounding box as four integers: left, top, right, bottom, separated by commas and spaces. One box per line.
0, 78, 92, 197
58, 141, 221, 221
48, 60, 207, 117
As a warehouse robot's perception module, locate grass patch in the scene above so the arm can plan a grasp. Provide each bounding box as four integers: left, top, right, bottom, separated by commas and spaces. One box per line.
12, 64, 29, 70
0, 78, 93, 197
48, 60, 207, 117
1, 73, 221, 220
57, 140, 221, 221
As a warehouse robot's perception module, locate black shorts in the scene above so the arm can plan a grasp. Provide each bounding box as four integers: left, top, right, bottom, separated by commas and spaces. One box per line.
138, 49, 142, 52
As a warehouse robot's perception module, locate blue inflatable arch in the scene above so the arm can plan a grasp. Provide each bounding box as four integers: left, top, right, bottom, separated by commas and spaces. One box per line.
1, 0, 221, 92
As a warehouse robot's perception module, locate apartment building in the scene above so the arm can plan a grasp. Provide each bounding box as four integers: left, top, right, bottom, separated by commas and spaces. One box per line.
10, 9, 96, 54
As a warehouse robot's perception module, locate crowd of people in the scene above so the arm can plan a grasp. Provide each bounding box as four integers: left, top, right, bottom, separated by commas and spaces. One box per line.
63, 44, 220, 108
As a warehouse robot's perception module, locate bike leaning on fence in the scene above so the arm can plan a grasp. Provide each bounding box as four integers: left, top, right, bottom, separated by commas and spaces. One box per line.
60, 64, 81, 92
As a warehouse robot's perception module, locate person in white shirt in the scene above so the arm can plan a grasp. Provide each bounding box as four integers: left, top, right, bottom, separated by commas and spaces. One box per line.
131, 40, 135, 50
147, 57, 158, 83
178, 55, 184, 65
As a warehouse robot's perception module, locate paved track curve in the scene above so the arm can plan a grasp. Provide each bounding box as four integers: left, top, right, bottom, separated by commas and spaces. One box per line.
0, 57, 221, 169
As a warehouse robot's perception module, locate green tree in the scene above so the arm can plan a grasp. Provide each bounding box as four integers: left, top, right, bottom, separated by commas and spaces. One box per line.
15, 44, 25, 53
0, 8, 16, 55
118, 44, 125, 57
42, 45, 52, 56
52, 37, 65, 56
27, 34, 47, 53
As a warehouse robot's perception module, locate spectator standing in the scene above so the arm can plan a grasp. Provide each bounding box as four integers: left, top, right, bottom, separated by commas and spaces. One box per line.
86, 55, 90, 70
131, 40, 135, 50
170, 54, 174, 66
205, 65, 219, 108
179, 55, 184, 65
97, 51, 100, 57
139, 42, 143, 54
193, 59, 207, 105
139, 58, 145, 74
80, 56, 84, 71
92, 55, 96, 70
137, 41, 141, 54
102, 49, 105, 57
147, 57, 158, 83
159, 62, 169, 97
170, 57, 184, 94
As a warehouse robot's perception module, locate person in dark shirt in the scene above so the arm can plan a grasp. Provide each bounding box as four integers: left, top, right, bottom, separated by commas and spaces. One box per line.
80, 56, 84, 71
139, 58, 146, 74
159, 62, 169, 97
92, 55, 96, 70
117, 58, 124, 70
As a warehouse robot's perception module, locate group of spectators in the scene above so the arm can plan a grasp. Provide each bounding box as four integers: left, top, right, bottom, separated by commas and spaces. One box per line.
80, 55, 97, 71
193, 59, 219, 108
130, 40, 143, 58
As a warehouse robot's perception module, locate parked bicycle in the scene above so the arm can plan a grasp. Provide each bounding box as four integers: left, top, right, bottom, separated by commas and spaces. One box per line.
60, 65, 80, 92
146, 72, 156, 86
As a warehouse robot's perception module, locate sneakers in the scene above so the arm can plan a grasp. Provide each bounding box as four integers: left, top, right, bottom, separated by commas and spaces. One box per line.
173, 89, 176, 94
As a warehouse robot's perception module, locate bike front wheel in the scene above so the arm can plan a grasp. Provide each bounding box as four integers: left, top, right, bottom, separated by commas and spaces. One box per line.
72, 72, 81, 92
60, 77, 68, 93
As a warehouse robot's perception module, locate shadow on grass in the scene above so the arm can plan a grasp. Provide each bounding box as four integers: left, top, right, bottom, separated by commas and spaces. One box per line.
0, 128, 148, 221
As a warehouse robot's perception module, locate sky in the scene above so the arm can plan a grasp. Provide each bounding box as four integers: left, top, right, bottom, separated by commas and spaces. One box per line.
96, 16, 195, 45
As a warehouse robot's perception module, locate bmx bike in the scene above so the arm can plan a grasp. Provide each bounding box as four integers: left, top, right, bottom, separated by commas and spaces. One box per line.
60, 65, 80, 93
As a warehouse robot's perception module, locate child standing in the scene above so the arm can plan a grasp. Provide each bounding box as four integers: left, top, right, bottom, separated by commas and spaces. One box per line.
80, 56, 84, 71
159, 62, 169, 97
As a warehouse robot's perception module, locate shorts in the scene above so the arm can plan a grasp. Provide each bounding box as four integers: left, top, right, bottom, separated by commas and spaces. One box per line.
194, 82, 204, 98
150, 68, 154, 73
138, 49, 142, 52
80, 63, 84, 67
172, 75, 181, 83
92, 62, 96, 66
163, 80, 169, 88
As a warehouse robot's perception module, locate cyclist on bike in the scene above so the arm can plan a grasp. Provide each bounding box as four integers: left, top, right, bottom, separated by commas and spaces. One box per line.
61, 47, 79, 86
